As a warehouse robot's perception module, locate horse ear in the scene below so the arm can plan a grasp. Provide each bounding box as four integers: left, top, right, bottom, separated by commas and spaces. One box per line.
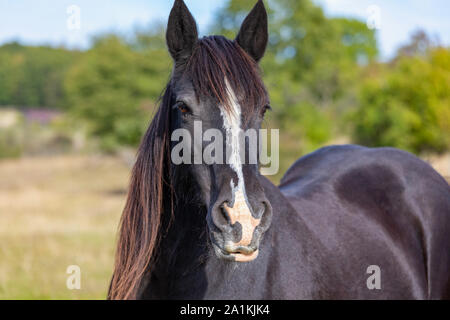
166, 0, 198, 63
236, 0, 268, 62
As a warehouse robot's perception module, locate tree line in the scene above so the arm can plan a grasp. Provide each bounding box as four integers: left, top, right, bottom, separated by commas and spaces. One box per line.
0, 0, 448, 156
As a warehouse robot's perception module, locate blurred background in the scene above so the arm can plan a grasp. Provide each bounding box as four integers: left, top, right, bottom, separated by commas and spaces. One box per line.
0, 0, 449, 299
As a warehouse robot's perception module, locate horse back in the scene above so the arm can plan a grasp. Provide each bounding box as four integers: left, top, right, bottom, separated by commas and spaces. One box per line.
279, 145, 450, 299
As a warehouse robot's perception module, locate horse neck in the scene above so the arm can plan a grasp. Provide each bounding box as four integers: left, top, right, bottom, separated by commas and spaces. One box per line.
156, 166, 209, 271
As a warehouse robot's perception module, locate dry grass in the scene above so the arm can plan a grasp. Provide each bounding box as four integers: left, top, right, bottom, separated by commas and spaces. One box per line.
0, 155, 130, 299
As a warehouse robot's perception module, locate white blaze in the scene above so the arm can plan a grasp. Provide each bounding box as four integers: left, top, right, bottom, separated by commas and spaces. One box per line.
220, 80, 247, 205
220, 80, 260, 251
222, 86, 243, 185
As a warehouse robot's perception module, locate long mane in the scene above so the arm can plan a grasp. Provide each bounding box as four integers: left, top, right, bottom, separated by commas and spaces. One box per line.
108, 84, 174, 300
108, 36, 266, 300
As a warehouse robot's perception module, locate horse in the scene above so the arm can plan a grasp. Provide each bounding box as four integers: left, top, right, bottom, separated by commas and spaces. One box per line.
108, 0, 450, 300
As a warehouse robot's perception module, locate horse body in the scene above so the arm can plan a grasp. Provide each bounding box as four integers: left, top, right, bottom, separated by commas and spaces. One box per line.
279, 145, 450, 299
140, 145, 450, 299
109, 0, 450, 300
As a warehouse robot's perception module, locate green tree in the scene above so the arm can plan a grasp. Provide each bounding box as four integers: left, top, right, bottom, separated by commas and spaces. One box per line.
352, 46, 450, 154
0, 42, 78, 108
64, 31, 171, 150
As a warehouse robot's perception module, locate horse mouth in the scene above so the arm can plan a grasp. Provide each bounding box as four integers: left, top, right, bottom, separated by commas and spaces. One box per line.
230, 250, 259, 262
212, 243, 259, 262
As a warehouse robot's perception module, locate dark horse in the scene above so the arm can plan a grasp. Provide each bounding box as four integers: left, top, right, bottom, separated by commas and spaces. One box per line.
108, 0, 450, 299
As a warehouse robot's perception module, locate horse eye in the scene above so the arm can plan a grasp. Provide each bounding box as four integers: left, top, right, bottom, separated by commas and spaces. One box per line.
174, 102, 191, 115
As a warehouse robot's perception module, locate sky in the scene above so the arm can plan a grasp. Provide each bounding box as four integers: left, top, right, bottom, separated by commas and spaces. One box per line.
0, 0, 449, 60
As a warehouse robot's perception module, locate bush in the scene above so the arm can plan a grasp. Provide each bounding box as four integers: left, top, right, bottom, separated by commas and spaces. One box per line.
0, 127, 23, 158
351, 48, 450, 154
64, 34, 171, 151
0, 110, 24, 158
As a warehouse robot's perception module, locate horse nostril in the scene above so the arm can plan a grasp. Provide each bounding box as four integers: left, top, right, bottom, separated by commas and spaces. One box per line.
254, 201, 268, 219
218, 202, 232, 224
220, 203, 229, 218
210, 202, 232, 233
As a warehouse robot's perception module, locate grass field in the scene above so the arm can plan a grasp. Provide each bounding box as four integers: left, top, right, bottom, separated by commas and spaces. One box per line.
0, 155, 129, 299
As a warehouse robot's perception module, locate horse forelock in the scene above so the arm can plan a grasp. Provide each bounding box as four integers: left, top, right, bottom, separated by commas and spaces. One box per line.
185, 35, 268, 123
